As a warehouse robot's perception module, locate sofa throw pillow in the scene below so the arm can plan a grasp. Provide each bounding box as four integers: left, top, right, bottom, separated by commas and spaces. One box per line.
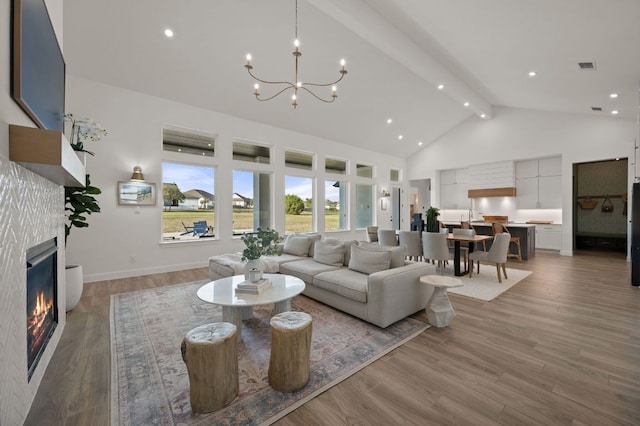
295, 232, 322, 256
313, 241, 345, 267
283, 236, 312, 256
325, 238, 358, 266
348, 245, 391, 275
358, 241, 406, 268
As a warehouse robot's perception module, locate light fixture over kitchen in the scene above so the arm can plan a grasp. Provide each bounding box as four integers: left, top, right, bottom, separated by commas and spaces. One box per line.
244, 0, 347, 108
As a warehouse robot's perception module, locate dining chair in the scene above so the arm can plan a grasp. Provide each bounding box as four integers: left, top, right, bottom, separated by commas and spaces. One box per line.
451, 228, 474, 270
492, 222, 522, 261
398, 231, 422, 261
460, 221, 471, 229
422, 232, 452, 275
378, 230, 399, 246
365, 226, 379, 243
468, 233, 511, 283
470, 223, 486, 251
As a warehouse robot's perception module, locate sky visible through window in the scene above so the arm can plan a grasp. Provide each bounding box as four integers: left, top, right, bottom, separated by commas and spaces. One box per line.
163, 163, 214, 194
285, 176, 313, 199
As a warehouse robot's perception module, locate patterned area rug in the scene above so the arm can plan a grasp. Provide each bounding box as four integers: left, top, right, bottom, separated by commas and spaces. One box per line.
110, 280, 429, 425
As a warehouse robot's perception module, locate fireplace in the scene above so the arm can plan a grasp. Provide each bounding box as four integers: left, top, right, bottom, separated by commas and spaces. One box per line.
26, 238, 58, 381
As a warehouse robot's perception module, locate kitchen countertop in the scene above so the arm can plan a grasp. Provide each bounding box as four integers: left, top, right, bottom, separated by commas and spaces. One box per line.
442, 221, 537, 228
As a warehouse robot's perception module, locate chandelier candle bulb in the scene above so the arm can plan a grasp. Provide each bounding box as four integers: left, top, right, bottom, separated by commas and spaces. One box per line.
254, 84, 260, 96
245, 54, 252, 68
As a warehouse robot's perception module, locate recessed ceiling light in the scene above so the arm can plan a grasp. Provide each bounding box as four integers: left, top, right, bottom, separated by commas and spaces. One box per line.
164, 28, 174, 38
386, 118, 392, 124
418, 141, 423, 146
528, 71, 537, 77
609, 93, 619, 98
398, 135, 403, 140
611, 110, 619, 115
437, 84, 444, 90
480, 113, 487, 118
463, 102, 470, 107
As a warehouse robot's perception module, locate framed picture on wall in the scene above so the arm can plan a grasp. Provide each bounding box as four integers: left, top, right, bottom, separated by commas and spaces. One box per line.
117, 181, 156, 205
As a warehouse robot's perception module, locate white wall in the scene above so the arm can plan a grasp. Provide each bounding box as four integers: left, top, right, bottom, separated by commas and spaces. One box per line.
407, 106, 636, 256
65, 76, 407, 282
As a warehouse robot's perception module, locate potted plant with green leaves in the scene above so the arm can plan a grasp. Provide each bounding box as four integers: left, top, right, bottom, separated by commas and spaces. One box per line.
64, 113, 106, 311
240, 227, 281, 280
425, 206, 440, 233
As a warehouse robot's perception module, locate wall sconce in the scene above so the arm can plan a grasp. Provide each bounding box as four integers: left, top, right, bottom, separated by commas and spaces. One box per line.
130, 166, 145, 181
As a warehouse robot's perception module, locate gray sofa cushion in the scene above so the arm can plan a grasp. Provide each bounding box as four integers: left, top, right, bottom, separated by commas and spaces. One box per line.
313, 269, 368, 303
279, 258, 342, 283
295, 232, 322, 256
358, 241, 406, 268
263, 253, 307, 266
348, 245, 391, 274
324, 238, 358, 266
313, 241, 345, 266
283, 236, 311, 256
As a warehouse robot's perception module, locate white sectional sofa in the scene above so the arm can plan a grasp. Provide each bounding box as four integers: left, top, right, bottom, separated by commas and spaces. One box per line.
208, 234, 435, 328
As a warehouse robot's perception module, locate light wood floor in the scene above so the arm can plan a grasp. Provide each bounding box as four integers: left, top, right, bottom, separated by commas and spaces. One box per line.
26, 251, 640, 425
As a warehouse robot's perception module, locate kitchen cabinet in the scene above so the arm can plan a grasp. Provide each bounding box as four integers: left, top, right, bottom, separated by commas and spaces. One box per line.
440, 168, 469, 209
516, 157, 561, 209
535, 224, 561, 250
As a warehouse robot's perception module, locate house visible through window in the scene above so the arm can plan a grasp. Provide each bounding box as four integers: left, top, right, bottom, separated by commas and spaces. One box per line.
325, 180, 346, 231
233, 170, 272, 235
162, 162, 215, 240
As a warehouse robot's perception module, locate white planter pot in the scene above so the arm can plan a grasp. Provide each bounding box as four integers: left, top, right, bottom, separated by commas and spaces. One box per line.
244, 259, 263, 281
65, 265, 83, 311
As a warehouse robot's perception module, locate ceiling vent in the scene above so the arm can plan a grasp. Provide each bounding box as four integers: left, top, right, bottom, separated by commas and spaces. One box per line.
578, 61, 596, 70
591, 106, 603, 111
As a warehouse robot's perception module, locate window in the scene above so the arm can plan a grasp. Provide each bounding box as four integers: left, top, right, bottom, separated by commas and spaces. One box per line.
356, 163, 374, 178
163, 128, 215, 157
233, 170, 272, 234
355, 184, 373, 228
325, 180, 346, 231
233, 140, 271, 164
285, 150, 313, 171
285, 176, 313, 233
390, 168, 401, 182
162, 162, 215, 240
325, 157, 347, 175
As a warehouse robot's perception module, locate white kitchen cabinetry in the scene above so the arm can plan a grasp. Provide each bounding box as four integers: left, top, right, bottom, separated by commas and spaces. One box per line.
535, 224, 562, 250
516, 157, 561, 209
440, 168, 469, 209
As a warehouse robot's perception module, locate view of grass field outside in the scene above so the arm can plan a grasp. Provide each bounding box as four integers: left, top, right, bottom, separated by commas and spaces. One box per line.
325, 179, 344, 231
161, 166, 343, 238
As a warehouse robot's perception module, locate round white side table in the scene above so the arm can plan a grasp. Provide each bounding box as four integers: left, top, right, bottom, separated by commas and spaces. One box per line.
420, 275, 463, 327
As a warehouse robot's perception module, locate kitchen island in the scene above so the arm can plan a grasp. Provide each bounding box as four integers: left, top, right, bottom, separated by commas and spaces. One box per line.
442, 222, 536, 260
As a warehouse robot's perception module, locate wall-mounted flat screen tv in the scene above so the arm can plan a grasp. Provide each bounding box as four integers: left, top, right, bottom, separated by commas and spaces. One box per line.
12, 0, 66, 132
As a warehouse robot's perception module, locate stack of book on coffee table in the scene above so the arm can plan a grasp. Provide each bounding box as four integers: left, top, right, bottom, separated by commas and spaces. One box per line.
235, 278, 272, 294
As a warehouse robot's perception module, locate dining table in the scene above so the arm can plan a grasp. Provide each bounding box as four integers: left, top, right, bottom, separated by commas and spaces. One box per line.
446, 233, 494, 276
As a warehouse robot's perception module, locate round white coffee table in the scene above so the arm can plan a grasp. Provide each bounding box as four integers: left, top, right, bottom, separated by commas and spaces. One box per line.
197, 274, 305, 341
420, 275, 463, 328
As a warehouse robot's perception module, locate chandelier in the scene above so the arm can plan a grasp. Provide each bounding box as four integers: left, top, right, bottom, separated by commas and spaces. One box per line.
244, 0, 347, 108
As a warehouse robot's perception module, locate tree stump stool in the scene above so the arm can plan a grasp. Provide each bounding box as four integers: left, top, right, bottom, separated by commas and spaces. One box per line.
268, 311, 313, 392
181, 322, 238, 414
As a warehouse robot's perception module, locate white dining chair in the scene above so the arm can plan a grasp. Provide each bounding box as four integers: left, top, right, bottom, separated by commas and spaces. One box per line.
365, 226, 379, 243
468, 233, 511, 283
378, 230, 399, 246
422, 232, 452, 275
398, 231, 422, 261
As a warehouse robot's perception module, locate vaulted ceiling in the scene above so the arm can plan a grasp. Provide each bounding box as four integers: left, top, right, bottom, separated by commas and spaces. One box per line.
63, 0, 640, 158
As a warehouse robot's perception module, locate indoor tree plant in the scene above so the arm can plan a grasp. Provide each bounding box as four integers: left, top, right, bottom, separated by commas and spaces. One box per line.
425, 206, 441, 233
64, 114, 106, 310
240, 227, 281, 279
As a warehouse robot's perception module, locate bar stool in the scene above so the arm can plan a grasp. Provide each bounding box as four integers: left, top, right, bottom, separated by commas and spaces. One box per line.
492, 222, 522, 261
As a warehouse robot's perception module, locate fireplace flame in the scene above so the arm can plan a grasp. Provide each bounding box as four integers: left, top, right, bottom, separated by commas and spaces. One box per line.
28, 291, 53, 338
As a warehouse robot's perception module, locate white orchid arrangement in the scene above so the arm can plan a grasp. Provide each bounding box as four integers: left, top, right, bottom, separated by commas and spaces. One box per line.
64, 113, 107, 156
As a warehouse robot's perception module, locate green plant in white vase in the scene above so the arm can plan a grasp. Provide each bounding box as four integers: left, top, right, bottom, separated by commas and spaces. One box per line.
241, 227, 281, 280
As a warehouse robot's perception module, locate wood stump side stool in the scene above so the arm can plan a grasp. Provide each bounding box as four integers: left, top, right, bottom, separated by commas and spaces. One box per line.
268, 311, 313, 392
420, 275, 464, 328
181, 322, 238, 414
